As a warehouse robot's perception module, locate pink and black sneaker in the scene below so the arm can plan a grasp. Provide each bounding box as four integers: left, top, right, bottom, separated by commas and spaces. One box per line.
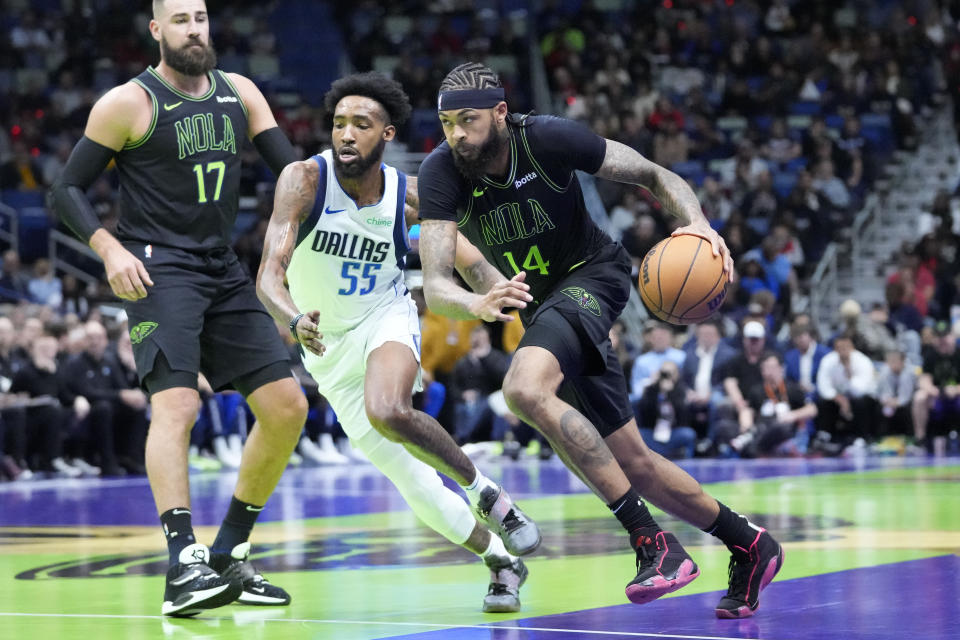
715, 528, 784, 619
625, 531, 700, 604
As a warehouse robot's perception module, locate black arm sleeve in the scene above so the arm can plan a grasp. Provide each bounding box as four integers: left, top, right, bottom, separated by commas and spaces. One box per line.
253, 126, 298, 177
47, 136, 116, 243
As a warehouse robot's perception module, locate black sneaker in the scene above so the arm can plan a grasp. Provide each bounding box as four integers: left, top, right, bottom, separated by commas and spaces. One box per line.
625, 531, 700, 604
209, 542, 291, 606
162, 543, 242, 617
482, 555, 528, 613
476, 485, 541, 556
715, 528, 784, 619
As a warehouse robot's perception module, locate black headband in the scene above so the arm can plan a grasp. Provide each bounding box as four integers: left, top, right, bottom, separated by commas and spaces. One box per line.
437, 88, 505, 112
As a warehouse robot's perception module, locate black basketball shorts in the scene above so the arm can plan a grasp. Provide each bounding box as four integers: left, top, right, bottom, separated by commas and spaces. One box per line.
122, 242, 291, 396
517, 243, 635, 437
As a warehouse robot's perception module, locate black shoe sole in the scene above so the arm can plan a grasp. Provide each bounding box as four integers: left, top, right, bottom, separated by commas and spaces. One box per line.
163, 581, 243, 617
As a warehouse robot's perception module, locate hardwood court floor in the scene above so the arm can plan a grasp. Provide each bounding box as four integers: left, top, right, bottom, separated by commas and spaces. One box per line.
1, 455, 957, 639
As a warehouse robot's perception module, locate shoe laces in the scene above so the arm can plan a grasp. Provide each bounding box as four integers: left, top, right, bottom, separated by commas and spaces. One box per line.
724, 551, 752, 598
634, 535, 658, 572
500, 508, 524, 533
487, 582, 515, 597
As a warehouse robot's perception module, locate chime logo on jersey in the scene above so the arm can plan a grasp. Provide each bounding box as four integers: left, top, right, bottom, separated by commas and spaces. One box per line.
309, 229, 390, 262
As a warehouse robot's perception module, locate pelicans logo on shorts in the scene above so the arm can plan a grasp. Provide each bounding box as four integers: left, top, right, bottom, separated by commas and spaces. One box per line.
561, 286, 601, 317
129, 321, 158, 345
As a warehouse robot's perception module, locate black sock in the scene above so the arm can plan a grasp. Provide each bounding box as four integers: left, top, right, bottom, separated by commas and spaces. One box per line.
211, 496, 263, 554
703, 501, 760, 551
607, 488, 660, 548
160, 507, 196, 566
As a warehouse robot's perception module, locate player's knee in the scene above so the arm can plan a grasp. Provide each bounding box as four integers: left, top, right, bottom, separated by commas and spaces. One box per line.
266, 392, 309, 435
365, 397, 413, 440
502, 383, 544, 421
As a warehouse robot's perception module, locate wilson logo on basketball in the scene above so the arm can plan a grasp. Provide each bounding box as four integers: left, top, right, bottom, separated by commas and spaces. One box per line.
638, 234, 728, 325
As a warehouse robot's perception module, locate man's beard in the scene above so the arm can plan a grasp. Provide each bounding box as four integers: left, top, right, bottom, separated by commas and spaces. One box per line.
452, 121, 508, 181
334, 138, 385, 178
161, 35, 217, 76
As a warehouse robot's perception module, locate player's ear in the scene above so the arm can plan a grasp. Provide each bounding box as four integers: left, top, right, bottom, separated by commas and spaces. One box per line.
494, 101, 508, 124
149, 19, 161, 42
383, 124, 396, 142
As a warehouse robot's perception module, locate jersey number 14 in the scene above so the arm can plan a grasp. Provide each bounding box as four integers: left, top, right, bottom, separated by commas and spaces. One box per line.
503, 244, 550, 276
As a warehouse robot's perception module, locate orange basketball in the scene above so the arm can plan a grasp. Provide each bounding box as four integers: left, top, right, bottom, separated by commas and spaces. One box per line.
638, 234, 728, 325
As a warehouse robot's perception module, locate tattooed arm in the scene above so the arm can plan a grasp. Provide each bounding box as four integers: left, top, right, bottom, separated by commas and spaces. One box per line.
454, 233, 506, 294
594, 139, 733, 277
406, 176, 505, 295
256, 160, 325, 355
419, 219, 531, 322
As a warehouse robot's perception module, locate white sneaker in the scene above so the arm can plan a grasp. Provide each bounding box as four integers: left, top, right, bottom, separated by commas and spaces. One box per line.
51, 457, 82, 478
227, 433, 244, 458
318, 433, 350, 464
213, 436, 242, 469
335, 437, 369, 463
70, 458, 101, 476
299, 436, 349, 465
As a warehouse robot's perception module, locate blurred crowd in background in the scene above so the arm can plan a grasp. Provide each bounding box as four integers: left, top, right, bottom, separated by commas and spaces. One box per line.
2, 0, 960, 482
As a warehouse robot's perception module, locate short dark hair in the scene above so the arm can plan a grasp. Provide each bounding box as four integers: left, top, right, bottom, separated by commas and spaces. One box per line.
439, 62, 502, 92
323, 72, 412, 127
762, 351, 784, 366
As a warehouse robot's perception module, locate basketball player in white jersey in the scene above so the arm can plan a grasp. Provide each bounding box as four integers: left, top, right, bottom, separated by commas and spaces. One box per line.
256, 72, 538, 612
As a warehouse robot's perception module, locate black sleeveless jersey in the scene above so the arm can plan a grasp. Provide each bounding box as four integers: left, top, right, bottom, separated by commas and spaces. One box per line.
114, 67, 248, 252
418, 114, 612, 303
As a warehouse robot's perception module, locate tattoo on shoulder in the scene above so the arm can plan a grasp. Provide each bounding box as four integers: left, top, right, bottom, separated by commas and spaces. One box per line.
278, 160, 319, 222
405, 176, 419, 208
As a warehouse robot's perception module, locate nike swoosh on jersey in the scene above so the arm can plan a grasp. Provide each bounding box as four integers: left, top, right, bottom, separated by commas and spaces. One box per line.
472, 187, 485, 197
325, 206, 346, 214
164, 101, 183, 111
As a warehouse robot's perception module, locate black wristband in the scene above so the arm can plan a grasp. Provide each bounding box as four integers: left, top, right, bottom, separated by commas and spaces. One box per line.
289, 313, 304, 342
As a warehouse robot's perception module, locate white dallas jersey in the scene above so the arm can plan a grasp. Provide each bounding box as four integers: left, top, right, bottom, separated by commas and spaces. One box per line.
286, 150, 411, 333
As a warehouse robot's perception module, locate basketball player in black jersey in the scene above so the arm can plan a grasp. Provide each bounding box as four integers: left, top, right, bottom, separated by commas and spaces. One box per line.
418, 63, 784, 620
50, 0, 305, 617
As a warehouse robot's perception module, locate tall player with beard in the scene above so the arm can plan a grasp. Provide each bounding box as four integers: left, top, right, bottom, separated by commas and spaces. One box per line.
257, 72, 537, 613
417, 63, 785, 620
50, 0, 307, 616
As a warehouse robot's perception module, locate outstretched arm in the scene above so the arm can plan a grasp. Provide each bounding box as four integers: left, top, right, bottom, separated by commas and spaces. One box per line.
256, 160, 325, 355
595, 139, 733, 278
419, 219, 531, 321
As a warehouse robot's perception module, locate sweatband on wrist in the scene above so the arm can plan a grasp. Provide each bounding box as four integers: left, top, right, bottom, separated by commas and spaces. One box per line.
437, 88, 505, 112
289, 313, 304, 342
253, 126, 298, 177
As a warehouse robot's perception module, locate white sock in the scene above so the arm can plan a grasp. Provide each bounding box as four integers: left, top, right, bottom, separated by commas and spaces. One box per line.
480, 532, 515, 562
461, 466, 498, 505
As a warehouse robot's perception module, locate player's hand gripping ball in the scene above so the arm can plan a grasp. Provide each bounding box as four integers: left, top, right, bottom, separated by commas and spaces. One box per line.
639, 234, 728, 325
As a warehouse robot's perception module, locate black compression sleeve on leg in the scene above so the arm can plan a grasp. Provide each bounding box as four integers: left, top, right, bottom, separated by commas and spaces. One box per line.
47, 136, 117, 243
252, 126, 298, 177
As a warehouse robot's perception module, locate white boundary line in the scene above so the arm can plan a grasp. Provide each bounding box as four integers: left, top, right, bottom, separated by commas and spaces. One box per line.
0, 612, 770, 640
